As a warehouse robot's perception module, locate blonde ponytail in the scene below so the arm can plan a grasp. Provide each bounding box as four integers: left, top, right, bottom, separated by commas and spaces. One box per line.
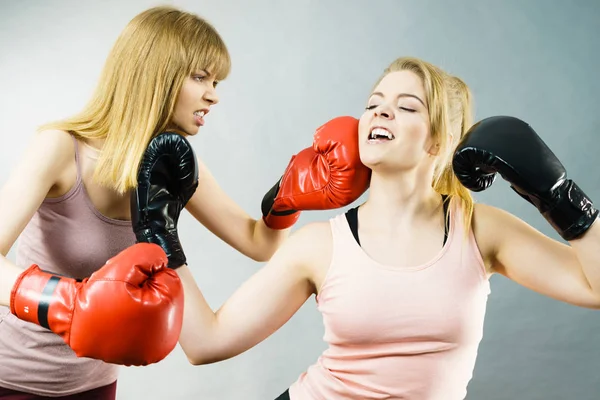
432, 74, 475, 234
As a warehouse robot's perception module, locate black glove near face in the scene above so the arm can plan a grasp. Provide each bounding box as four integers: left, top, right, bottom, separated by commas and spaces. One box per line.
452, 115, 598, 241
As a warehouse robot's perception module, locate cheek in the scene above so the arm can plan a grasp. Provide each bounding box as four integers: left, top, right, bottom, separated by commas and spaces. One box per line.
404, 116, 430, 144
358, 113, 371, 140
175, 83, 197, 112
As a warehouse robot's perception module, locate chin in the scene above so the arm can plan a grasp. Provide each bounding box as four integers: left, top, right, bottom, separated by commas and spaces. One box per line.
184, 126, 200, 136
359, 153, 383, 170
359, 145, 389, 167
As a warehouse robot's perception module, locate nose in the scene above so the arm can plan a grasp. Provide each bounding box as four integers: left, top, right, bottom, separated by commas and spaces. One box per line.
203, 86, 219, 105
374, 104, 394, 120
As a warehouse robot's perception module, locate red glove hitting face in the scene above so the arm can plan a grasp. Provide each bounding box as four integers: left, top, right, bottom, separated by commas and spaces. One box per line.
261, 116, 371, 229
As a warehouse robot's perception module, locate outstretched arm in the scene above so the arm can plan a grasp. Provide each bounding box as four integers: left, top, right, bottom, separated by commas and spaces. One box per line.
185, 157, 290, 263
177, 221, 331, 365
185, 116, 370, 263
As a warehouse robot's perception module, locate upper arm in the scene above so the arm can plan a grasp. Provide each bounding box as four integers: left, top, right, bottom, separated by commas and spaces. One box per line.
0, 130, 73, 255
474, 203, 600, 308
181, 221, 332, 364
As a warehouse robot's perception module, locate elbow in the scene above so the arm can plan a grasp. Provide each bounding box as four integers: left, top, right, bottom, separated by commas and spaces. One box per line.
184, 349, 221, 366
587, 297, 600, 310
186, 354, 209, 366
249, 251, 272, 263
581, 302, 600, 310
250, 237, 286, 262
245, 242, 276, 262
181, 337, 227, 365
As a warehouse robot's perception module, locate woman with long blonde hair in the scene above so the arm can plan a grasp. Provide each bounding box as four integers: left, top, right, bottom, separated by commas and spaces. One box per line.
0, 5, 370, 399
157, 56, 600, 399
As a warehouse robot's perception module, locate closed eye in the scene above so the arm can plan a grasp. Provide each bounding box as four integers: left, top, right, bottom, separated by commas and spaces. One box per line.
399, 107, 416, 112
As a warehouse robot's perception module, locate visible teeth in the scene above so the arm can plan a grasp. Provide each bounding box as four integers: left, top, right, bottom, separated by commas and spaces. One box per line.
194, 110, 205, 117
369, 128, 393, 140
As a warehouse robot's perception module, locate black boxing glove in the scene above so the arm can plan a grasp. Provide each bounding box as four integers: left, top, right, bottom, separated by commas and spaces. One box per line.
452, 115, 598, 241
131, 132, 198, 268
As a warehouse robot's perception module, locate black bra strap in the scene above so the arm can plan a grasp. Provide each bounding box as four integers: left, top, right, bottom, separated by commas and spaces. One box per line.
345, 206, 360, 245
345, 195, 450, 247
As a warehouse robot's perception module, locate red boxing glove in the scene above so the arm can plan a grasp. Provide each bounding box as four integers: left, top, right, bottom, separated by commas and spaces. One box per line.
262, 116, 371, 229
10, 243, 183, 366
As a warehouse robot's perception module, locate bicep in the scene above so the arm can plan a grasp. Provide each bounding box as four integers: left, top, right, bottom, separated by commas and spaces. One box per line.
0, 131, 72, 255
480, 204, 599, 308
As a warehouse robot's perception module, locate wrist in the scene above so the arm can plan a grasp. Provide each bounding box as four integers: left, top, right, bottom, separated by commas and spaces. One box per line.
542, 180, 599, 241
139, 232, 185, 269
10, 266, 72, 328
261, 178, 300, 230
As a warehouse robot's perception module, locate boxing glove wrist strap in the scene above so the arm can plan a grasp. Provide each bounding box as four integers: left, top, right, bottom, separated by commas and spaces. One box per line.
134, 228, 186, 269
261, 178, 300, 230
10, 266, 70, 329
536, 180, 599, 241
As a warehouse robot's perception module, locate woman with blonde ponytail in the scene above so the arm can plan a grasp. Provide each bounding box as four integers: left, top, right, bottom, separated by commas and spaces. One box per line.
176, 56, 493, 400
175, 53, 599, 400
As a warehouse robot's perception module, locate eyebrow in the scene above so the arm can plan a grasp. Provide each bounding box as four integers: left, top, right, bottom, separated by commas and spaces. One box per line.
194, 69, 212, 76
370, 91, 426, 107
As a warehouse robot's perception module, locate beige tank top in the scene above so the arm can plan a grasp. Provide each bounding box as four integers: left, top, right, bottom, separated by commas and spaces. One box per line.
289, 198, 491, 399
0, 135, 136, 396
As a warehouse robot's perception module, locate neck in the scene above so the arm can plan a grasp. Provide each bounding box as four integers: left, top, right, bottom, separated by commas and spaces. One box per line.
361, 169, 443, 229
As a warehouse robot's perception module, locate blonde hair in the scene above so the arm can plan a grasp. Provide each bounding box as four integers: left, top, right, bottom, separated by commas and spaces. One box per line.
373, 57, 475, 231
39, 6, 231, 193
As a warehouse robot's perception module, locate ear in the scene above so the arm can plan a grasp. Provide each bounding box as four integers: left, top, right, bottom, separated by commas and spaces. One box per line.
428, 133, 455, 156
428, 142, 441, 156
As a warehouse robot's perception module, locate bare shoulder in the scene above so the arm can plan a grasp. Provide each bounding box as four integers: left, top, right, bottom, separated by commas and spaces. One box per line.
11, 129, 74, 180
33, 129, 74, 150
29, 129, 75, 168
288, 220, 333, 253
33, 130, 77, 196
0, 130, 76, 254
273, 220, 333, 293
279, 221, 333, 264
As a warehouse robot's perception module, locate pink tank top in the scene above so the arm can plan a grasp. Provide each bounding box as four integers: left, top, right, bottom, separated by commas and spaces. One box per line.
289, 199, 491, 400
0, 135, 136, 396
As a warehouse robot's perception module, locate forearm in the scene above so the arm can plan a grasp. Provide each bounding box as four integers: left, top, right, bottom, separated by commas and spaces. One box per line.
571, 218, 600, 294
0, 256, 24, 307
250, 217, 291, 262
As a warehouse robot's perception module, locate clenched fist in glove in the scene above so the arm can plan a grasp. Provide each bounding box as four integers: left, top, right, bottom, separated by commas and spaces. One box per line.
261, 116, 371, 230
452, 115, 599, 241
10, 243, 184, 366
131, 132, 198, 268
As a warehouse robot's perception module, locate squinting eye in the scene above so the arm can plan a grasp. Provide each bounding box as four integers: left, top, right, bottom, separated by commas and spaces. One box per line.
399, 107, 416, 112
193, 75, 205, 82
365, 105, 378, 110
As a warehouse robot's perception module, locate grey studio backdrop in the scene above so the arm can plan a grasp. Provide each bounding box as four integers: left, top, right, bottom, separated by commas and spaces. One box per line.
1, 0, 599, 399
